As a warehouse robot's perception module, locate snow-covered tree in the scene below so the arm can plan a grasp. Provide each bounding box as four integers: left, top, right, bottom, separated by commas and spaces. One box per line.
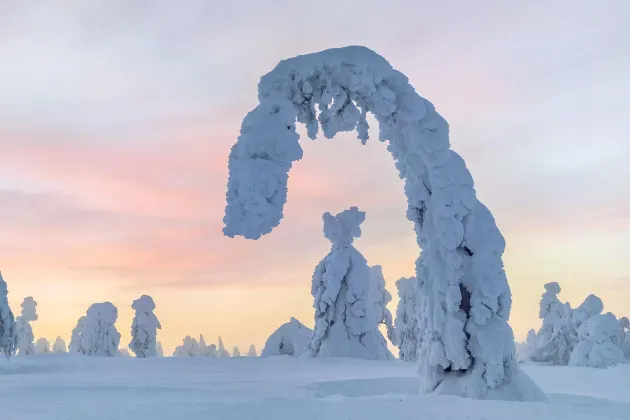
173, 336, 201, 357
247, 344, 257, 357
35, 338, 50, 354
536, 283, 564, 349
156, 341, 164, 357
619, 317, 630, 360
0, 272, 18, 359
369, 265, 397, 344
516, 329, 539, 362
531, 301, 574, 365
232, 346, 241, 357
305, 207, 393, 360
199, 335, 217, 357
128, 295, 161, 358
221, 46, 542, 400
217, 336, 230, 358
395, 277, 420, 362
16, 296, 38, 355
71, 302, 121, 356
569, 313, 625, 368
52, 337, 67, 353
573, 294, 604, 340
261, 318, 312, 357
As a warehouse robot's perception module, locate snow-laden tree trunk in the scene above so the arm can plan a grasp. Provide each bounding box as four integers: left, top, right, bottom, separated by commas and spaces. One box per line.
128, 295, 161, 358
16, 296, 38, 356
222, 46, 542, 399
306, 208, 394, 360
395, 277, 421, 362
0, 272, 18, 359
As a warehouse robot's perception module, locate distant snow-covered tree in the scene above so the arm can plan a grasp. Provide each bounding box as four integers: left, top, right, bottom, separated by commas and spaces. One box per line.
16, 296, 38, 355
52, 337, 67, 353
35, 338, 50, 354
573, 295, 604, 340
369, 266, 397, 345
395, 277, 420, 362
247, 344, 257, 357
199, 335, 218, 357
569, 313, 625, 368
306, 207, 393, 360
261, 318, 312, 357
129, 295, 161, 358
156, 341, 164, 357
536, 283, 564, 349
72, 302, 121, 356
516, 329, 538, 362
0, 272, 18, 359
217, 336, 230, 358
173, 336, 201, 357
232, 346, 241, 357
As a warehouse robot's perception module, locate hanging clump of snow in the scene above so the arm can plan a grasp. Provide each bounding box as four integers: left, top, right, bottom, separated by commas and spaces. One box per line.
569, 312, 626, 368
395, 277, 421, 362
305, 207, 394, 360
222, 46, 543, 400
261, 318, 312, 357
16, 296, 38, 356
0, 272, 18, 359
128, 295, 161, 358
70, 302, 121, 356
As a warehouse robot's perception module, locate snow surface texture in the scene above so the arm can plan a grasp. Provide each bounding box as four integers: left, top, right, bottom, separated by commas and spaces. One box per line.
34, 338, 50, 355
1, 357, 629, 420
261, 318, 312, 357
16, 296, 38, 356
0, 272, 17, 358
222, 46, 527, 398
128, 295, 161, 358
395, 277, 420, 362
52, 337, 67, 353
569, 313, 626, 368
306, 208, 394, 360
69, 302, 121, 356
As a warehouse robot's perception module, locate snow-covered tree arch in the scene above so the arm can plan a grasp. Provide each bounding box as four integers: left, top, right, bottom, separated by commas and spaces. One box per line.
223, 46, 543, 400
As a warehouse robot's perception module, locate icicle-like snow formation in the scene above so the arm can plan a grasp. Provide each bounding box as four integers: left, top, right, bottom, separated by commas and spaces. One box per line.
16, 296, 38, 355
261, 318, 312, 357
222, 46, 536, 399
569, 313, 625, 368
129, 295, 161, 358
71, 302, 121, 356
0, 272, 17, 359
306, 208, 394, 360
395, 277, 421, 362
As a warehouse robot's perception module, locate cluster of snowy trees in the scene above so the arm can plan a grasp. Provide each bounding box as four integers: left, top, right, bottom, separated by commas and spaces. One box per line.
516, 282, 629, 368
172, 335, 256, 358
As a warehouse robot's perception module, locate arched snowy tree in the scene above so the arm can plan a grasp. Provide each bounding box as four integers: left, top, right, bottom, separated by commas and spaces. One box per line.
35, 337, 50, 354
217, 336, 230, 358
173, 336, 201, 357
247, 344, 258, 357
52, 337, 67, 353
16, 296, 38, 356
569, 313, 625, 368
232, 346, 241, 357
129, 295, 161, 358
222, 46, 543, 399
395, 277, 421, 362
71, 302, 121, 356
261, 318, 312, 357
305, 208, 393, 360
0, 272, 18, 359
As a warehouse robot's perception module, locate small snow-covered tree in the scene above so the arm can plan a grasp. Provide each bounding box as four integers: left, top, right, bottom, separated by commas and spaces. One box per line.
217, 336, 230, 358
261, 318, 312, 357
536, 283, 564, 349
395, 277, 420, 362
52, 337, 67, 353
173, 336, 201, 357
369, 265, 397, 345
0, 272, 18, 359
573, 294, 604, 340
199, 335, 217, 357
247, 344, 257, 357
232, 346, 240, 357
72, 302, 121, 356
517, 329, 538, 362
16, 296, 38, 355
35, 338, 50, 354
569, 313, 625, 368
306, 207, 393, 360
128, 295, 161, 358
156, 341, 164, 357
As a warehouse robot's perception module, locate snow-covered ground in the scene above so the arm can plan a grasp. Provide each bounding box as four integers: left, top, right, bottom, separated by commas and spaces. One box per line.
1, 356, 628, 419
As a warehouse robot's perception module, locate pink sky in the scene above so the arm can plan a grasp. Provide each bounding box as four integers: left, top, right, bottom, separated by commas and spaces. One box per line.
0, 2, 628, 354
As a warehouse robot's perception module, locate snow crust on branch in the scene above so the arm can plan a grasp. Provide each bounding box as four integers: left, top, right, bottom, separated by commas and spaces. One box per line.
395, 277, 421, 362
70, 302, 121, 356
0, 272, 17, 359
261, 318, 311, 357
306, 208, 394, 360
222, 46, 529, 398
129, 295, 161, 358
